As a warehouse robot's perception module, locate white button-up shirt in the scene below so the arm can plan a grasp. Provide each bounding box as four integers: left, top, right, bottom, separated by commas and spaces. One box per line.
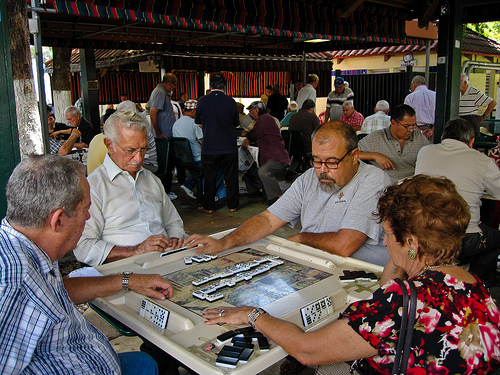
74, 154, 185, 266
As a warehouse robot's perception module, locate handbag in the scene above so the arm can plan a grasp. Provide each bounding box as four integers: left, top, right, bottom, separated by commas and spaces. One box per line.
315, 279, 417, 375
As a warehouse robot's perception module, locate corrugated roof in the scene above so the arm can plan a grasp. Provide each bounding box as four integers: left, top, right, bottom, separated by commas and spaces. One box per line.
462, 28, 500, 56
323, 28, 500, 59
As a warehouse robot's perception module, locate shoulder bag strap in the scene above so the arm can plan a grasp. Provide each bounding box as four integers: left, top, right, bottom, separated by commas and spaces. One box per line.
399, 280, 417, 374
392, 278, 409, 375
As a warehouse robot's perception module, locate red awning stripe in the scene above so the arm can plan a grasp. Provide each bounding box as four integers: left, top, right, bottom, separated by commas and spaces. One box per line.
49, 0, 425, 45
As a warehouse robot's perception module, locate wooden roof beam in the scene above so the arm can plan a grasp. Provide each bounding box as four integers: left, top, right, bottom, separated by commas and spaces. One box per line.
341, 0, 365, 18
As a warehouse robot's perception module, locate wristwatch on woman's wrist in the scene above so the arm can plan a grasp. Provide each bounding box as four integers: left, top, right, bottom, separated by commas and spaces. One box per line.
248, 308, 267, 328
122, 272, 133, 290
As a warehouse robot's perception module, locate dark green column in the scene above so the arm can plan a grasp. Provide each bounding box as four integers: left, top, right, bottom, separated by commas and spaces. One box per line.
0, 0, 21, 216
79, 49, 100, 129
434, 0, 464, 143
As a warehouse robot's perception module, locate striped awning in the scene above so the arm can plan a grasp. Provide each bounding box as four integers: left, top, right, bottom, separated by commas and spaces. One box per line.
46, 0, 425, 47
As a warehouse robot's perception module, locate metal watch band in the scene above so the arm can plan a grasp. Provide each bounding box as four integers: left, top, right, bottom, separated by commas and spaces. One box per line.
122, 272, 133, 290
248, 307, 267, 328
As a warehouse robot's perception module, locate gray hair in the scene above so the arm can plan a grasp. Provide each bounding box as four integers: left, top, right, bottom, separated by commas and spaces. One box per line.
308, 74, 319, 83
442, 118, 476, 143
412, 75, 426, 85
6, 154, 86, 229
342, 100, 354, 109
461, 74, 469, 84
103, 111, 148, 144
64, 105, 81, 118
116, 100, 138, 113
375, 100, 390, 112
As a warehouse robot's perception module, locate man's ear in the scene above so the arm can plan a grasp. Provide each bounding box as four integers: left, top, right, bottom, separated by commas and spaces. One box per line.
104, 138, 114, 153
351, 148, 359, 164
48, 208, 65, 233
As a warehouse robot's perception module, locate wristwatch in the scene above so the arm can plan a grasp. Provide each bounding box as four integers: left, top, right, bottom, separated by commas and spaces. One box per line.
122, 272, 133, 290
248, 308, 267, 328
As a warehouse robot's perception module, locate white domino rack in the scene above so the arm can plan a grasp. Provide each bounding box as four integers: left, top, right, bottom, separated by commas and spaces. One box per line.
92, 232, 383, 375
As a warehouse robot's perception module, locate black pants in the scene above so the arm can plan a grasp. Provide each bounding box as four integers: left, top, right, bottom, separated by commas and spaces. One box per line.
460, 223, 500, 287
201, 153, 239, 210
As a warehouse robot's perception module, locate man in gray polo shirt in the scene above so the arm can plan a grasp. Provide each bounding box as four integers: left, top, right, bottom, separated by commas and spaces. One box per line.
186, 121, 391, 266
358, 104, 429, 184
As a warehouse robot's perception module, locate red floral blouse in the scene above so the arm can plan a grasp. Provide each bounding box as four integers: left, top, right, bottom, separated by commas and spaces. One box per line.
342, 271, 500, 374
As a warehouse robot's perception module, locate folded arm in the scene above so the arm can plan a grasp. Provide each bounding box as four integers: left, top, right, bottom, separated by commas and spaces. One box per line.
287, 229, 368, 257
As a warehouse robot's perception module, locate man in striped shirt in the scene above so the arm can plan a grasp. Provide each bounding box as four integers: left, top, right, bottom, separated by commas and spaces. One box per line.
459, 74, 496, 141
0, 154, 173, 374
325, 77, 354, 122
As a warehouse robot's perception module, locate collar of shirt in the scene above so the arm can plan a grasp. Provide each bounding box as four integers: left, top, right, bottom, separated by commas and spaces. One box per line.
384, 126, 414, 143
1, 218, 55, 276
414, 85, 428, 92
102, 153, 144, 182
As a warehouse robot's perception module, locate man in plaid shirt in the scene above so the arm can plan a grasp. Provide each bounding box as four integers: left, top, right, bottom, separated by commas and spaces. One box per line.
339, 101, 364, 132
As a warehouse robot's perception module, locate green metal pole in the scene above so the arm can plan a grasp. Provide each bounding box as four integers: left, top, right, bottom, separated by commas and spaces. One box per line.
0, 0, 21, 216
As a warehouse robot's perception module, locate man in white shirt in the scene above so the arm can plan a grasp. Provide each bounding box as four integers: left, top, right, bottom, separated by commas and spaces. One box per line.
459, 74, 497, 142
404, 75, 436, 139
415, 118, 500, 287
74, 111, 186, 267
296, 74, 319, 109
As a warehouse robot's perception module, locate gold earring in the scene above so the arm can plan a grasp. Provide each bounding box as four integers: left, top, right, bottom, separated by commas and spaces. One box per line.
408, 248, 417, 260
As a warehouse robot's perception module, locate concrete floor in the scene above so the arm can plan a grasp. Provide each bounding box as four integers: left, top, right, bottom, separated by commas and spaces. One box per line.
77, 172, 500, 375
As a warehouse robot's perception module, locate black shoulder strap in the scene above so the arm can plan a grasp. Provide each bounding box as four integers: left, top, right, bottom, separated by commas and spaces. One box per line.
392, 279, 417, 375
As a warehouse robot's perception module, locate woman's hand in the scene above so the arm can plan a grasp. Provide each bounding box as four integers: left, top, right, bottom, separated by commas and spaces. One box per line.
203, 306, 255, 326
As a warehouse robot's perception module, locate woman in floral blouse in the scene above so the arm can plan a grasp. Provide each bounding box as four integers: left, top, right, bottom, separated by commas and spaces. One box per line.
203, 175, 500, 374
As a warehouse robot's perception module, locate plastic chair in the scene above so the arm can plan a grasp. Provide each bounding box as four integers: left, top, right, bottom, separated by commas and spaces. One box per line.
154, 137, 170, 178
281, 129, 290, 153
170, 137, 204, 204
288, 130, 312, 172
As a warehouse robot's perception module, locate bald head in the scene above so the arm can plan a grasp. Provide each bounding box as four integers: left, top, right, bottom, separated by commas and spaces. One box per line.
312, 121, 358, 151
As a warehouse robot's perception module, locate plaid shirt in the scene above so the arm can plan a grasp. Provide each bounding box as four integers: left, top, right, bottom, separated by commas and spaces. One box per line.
49, 137, 62, 154
360, 111, 391, 134
0, 219, 120, 374
340, 110, 365, 127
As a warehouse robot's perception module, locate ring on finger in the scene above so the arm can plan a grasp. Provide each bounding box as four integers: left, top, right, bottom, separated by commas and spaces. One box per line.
218, 309, 225, 317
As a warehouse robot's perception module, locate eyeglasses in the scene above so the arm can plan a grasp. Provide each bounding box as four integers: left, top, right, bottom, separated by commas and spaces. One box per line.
115, 142, 150, 157
310, 149, 354, 170
396, 120, 417, 131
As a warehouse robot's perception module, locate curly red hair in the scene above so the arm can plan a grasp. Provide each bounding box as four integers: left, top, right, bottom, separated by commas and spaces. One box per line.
377, 175, 470, 264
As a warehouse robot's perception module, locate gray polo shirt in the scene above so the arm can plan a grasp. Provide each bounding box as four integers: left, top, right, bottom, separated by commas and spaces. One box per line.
268, 163, 391, 266
359, 126, 429, 184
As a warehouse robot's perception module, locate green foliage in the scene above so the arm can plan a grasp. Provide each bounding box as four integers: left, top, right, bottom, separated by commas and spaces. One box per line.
467, 22, 500, 43
30, 46, 53, 62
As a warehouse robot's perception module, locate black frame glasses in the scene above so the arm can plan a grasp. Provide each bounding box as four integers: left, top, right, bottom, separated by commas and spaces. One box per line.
395, 120, 417, 131
310, 148, 354, 170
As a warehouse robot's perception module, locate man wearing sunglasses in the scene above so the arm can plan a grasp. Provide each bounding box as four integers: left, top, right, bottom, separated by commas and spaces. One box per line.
187, 121, 391, 267
74, 111, 186, 267
358, 104, 429, 184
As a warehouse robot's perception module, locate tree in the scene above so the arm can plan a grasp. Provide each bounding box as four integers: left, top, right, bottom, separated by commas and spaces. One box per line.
467, 22, 500, 42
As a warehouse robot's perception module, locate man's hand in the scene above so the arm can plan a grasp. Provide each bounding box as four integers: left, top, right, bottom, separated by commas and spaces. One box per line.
185, 234, 226, 255
135, 234, 174, 254
422, 127, 434, 139
69, 128, 82, 140
242, 139, 250, 150
373, 153, 395, 170
129, 273, 174, 300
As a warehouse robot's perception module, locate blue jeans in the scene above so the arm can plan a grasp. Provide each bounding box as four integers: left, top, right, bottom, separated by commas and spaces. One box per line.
118, 352, 159, 375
